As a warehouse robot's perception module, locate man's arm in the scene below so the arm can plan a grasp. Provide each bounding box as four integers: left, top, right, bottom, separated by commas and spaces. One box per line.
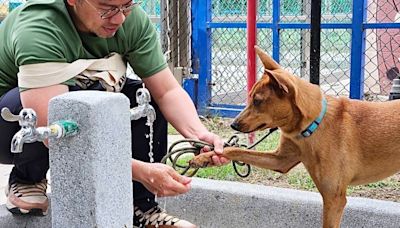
20, 85, 69, 127
142, 67, 228, 163
142, 68, 207, 138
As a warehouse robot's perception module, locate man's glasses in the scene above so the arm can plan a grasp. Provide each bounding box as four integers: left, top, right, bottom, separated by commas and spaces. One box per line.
84, 0, 141, 19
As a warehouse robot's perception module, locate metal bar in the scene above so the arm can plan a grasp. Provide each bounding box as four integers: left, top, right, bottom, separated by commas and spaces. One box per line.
175, 21, 400, 30
171, 0, 179, 67
349, 0, 367, 99
310, 0, 321, 85
211, 14, 352, 23
208, 22, 248, 28
160, 1, 167, 55
247, 0, 257, 94
363, 23, 400, 29
247, 0, 257, 144
280, 23, 352, 29
191, 0, 212, 115
178, 0, 191, 70
300, 0, 311, 80
272, 0, 280, 62
191, 0, 200, 74
207, 22, 355, 29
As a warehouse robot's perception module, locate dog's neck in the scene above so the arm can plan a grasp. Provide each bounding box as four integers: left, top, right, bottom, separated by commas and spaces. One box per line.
281, 77, 325, 137
299, 97, 327, 137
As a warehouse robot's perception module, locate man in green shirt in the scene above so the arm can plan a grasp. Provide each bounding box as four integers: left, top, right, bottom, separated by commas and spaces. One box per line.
0, 0, 228, 227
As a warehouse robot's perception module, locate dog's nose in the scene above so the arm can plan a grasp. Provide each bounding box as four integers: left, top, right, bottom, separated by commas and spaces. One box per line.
230, 122, 241, 131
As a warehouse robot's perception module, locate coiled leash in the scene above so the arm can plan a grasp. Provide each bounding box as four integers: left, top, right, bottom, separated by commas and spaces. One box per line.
161, 127, 278, 178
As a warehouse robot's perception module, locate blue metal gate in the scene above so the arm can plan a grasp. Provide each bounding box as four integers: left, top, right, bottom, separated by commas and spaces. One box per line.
190, 0, 400, 118
2, 0, 400, 119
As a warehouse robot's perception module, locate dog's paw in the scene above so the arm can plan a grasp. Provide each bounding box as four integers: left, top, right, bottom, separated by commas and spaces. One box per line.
189, 154, 213, 168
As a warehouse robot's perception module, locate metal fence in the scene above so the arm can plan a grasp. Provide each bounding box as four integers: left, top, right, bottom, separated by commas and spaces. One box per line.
2, 0, 400, 118
123, 0, 192, 83
192, 0, 400, 117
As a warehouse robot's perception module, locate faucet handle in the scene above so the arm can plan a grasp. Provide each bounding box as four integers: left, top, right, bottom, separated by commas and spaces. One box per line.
136, 88, 151, 105
1, 107, 19, 122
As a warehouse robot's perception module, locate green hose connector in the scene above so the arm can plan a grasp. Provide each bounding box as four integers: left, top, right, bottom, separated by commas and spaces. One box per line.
50, 120, 79, 138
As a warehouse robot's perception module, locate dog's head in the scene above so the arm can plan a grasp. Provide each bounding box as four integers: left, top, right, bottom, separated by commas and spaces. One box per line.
231, 46, 321, 133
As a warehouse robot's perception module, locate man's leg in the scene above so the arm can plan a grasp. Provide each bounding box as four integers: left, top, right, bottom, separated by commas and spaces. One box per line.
122, 79, 195, 227
121, 79, 168, 212
0, 87, 49, 215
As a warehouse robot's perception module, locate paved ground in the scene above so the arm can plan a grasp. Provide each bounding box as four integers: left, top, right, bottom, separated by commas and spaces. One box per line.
0, 164, 11, 204
0, 134, 184, 205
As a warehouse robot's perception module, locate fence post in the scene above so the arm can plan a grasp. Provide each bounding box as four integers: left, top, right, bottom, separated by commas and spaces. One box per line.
272, 0, 280, 62
350, 0, 367, 99
192, 0, 212, 116
300, 0, 311, 80
178, 0, 191, 73
310, 0, 321, 85
48, 91, 133, 228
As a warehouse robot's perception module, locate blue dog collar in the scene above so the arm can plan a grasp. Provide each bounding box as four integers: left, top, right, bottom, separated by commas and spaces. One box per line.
300, 97, 327, 138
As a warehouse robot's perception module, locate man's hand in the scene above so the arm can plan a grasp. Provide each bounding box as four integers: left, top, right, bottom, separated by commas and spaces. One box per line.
197, 131, 230, 166
132, 160, 192, 197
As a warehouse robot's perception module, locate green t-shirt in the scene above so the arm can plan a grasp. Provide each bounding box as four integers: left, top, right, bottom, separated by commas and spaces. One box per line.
0, 0, 167, 96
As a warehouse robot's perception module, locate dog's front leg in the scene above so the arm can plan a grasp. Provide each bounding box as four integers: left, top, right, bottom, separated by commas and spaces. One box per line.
190, 145, 300, 174
319, 189, 347, 228
310, 168, 348, 228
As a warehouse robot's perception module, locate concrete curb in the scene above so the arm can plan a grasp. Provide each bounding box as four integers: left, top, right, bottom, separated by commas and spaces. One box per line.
1, 178, 400, 227
165, 178, 400, 228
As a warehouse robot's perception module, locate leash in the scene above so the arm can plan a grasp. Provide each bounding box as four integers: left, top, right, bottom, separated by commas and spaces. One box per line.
161, 127, 278, 178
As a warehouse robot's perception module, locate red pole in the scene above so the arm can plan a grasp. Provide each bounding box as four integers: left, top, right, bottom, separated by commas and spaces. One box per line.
247, 0, 257, 144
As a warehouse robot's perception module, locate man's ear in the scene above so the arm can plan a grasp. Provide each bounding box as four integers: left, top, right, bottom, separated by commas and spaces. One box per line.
66, 0, 78, 6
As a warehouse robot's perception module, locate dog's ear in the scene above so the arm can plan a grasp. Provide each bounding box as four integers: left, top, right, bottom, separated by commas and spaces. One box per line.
256, 46, 290, 93
255, 46, 281, 70
263, 69, 290, 94
264, 69, 317, 119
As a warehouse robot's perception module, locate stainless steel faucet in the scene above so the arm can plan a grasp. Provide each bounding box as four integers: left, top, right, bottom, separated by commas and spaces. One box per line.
1, 107, 78, 153
130, 87, 156, 124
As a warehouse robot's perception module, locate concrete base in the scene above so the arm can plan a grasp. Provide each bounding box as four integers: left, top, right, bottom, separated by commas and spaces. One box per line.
1, 178, 400, 228
166, 178, 400, 228
48, 91, 133, 228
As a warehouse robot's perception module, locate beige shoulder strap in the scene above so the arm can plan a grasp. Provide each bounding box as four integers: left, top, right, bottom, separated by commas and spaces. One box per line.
18, 53, 127, 89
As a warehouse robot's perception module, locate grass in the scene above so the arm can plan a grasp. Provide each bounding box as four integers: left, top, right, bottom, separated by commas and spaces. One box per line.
167, 123, 179, 135
167, 117, 400, 202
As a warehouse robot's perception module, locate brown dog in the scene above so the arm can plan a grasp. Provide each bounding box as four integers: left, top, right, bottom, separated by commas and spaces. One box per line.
190, 46, 400, 228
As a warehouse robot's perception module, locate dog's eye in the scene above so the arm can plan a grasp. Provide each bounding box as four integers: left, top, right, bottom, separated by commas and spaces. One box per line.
253, 98, 262, 106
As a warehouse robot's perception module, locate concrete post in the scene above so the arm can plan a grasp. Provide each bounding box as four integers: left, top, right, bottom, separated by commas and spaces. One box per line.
48, 91, 133, 228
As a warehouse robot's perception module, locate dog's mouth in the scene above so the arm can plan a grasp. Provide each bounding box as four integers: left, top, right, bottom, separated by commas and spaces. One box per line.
254, 123, 268, 132
241, 123, 268, 133
232, 121, 270, 133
